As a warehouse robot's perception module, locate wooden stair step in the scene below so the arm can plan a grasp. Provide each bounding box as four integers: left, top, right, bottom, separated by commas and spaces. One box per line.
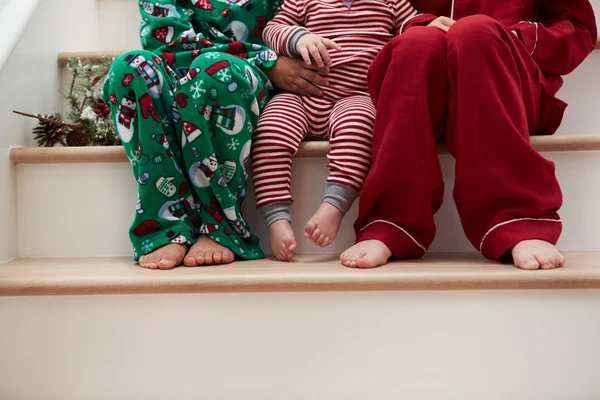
57, 41, 600, 65
9, 134, 600, 164
1, 252, 600, 296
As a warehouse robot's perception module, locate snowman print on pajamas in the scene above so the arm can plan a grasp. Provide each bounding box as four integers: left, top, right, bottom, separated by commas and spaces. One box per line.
200, 154, 227, 187
125, 53, 164, 99
116, 91, 137, 143
189, 154, 227, 188
140, 1, 181, 18
224, 21, 250, 42
223, 206, 251, 239
258, 49, 277, 63
159, 195, 202, 227
182, 121, 203, 148
196, 104, 246, 135
200, 224, 220, 235
166, 230, 190, 244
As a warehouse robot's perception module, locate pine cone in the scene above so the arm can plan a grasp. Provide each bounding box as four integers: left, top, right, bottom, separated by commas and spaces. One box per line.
66, 130, 90, 147
33, 114, 68, 147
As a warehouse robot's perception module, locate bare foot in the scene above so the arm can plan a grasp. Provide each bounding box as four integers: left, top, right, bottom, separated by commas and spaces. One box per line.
184, 235, 235, 267
512, 240, 565, 270
304, 203, 344, 248
269, 219, 297, 261
340, 240, 392, 269
139, 243, 187, 270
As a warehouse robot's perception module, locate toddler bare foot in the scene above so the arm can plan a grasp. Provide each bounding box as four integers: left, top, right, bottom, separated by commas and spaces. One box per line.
304, 203, 343, 247
184, 235, 235, 267
269, 220, 297, 261
512, 239, 565, 270
340, 240, 392, 269
139, 243, 187, 270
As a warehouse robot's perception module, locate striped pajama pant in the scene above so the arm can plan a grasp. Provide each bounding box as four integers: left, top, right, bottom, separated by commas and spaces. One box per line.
252, 93, 375, 209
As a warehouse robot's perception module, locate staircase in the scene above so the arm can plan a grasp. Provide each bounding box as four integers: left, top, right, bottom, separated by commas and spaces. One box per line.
2, 0, 600, 399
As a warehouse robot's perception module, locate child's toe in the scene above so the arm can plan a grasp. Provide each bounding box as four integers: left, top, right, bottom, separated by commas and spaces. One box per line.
304, 221, 316, 238
316, 233, 326, 247
222, 251, 234, 264
311, 228, 322, 242
158, 256, 177, 270
184, 256, 197, 267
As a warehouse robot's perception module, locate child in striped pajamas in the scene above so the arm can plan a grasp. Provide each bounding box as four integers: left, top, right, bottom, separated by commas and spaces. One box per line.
252, 0, 417, 260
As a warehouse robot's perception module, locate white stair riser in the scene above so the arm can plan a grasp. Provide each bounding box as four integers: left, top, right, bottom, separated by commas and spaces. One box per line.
16, 152, 600, 258
2, 290, 600, 399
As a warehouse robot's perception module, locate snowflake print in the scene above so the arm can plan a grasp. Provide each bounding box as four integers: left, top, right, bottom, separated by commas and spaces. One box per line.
246, 122, 253, 132
141, 240, 154, 253
241, 89, 253, 99
216, 68, 231, 82
160, 115, 170, 128
205, 52, 220, 60
229, 192, 238, 200
133, 248, 138, 259
129, 151, 141, 167
214, 237, 221, 243
227, 138, 240, 151
190, 80, 206, 99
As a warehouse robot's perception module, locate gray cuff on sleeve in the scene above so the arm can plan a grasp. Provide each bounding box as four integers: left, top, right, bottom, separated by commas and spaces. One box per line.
259, 201, 292, 227
288, 28, 310, 56
322, 182, 359, 216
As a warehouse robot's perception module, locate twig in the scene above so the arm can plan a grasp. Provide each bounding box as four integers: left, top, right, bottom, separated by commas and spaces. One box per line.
13, 110, 84, 130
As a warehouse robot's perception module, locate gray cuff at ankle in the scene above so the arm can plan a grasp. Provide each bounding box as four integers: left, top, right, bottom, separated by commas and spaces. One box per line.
260, 201, 292, 227
322, 182, 359, 216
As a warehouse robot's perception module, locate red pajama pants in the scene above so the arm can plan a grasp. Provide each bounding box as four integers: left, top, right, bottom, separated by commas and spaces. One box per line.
356, 15, 565, 261
252, 93, 375, 208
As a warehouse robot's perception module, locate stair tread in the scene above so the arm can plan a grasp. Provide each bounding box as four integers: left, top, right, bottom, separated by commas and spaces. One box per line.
10, 135, 600, 164
1, 252, 600, 296
57, 41, 600, 65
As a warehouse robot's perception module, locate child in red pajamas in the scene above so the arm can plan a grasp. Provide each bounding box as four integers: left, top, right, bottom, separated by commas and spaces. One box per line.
253, 0, 417, 261
341, 0, 597, 270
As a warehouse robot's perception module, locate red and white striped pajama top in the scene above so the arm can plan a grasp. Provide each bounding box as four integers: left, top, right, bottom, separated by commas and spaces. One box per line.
252, 0, 417, 209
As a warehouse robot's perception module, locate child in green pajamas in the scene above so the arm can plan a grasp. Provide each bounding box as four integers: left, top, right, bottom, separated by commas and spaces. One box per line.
103, 0, 282, 269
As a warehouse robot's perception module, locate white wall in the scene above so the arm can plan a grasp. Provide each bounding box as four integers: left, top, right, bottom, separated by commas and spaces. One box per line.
1, 290, 600, 399
0, 0, 62, 262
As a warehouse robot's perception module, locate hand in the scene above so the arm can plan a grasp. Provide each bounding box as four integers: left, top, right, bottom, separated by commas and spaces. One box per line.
296, 33, 341, 68
428, 16, 455, 32
264, 56, 330, 96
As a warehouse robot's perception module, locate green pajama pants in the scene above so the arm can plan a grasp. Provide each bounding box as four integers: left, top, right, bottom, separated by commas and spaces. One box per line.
102, 50, 270, 261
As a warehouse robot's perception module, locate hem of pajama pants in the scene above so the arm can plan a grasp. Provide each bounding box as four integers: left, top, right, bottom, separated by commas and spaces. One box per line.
207, 232, 266, 261
132, 231, 193, 263
356, 221, 427, 260
480, 219, 563, 262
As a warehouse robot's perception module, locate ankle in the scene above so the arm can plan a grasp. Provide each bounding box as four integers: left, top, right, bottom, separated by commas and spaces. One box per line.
322, 182, 359, 216
260, 201, 292, 227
